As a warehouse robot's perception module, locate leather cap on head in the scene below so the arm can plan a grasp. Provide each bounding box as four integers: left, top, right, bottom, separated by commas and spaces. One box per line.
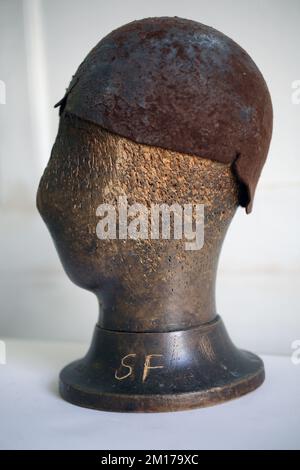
56, 17, 273, 213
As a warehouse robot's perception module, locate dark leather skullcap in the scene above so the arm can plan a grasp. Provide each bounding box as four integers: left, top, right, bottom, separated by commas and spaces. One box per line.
56, 17, 273, 213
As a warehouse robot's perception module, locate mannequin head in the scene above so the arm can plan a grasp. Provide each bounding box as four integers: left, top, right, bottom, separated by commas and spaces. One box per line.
37, 112, 238, 332
38, 17, 273, 412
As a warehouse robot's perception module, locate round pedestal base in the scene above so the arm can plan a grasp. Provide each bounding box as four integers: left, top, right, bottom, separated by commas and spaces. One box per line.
59, 316, 264, 412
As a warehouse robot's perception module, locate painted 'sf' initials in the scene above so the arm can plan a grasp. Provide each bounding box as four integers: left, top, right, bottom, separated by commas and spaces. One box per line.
114, 353, 164, 382
142, 354, 164, 382
115, 353, 136, 381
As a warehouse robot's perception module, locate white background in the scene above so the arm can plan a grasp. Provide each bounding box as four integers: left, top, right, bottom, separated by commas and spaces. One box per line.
1, 341, 299, 450
0, 0, 300, 357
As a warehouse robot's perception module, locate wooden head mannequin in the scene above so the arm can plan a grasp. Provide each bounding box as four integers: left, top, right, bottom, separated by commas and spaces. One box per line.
37, 17, 272, 411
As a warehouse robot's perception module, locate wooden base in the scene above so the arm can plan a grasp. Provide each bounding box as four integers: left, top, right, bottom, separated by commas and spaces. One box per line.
59, 316, 264, 412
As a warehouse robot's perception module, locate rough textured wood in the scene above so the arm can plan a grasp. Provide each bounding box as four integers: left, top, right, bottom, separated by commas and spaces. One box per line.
57, 17, 273, 213
37, 113, 264, 412
38, 113, 238, 331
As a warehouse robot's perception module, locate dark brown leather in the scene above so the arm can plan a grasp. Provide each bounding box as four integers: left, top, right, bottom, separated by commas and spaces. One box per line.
56, 17, 273, 212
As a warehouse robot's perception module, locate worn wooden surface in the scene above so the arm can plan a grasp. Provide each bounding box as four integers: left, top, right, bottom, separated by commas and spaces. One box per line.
37, 115, 264, 412
57, 17, 273, 213
59, 316, 264, 412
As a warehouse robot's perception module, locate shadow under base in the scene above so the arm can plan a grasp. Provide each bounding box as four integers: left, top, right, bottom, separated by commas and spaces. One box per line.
59, 316, 264, 412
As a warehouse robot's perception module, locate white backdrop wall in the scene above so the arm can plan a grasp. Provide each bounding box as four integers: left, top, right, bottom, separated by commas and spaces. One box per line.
0, 0, 299, 355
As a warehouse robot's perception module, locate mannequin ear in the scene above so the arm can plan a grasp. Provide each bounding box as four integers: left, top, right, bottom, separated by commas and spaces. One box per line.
231, 154, 252, 214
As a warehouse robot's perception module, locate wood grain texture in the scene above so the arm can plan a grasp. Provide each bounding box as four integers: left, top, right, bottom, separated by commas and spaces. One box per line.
37, 114, 264, 411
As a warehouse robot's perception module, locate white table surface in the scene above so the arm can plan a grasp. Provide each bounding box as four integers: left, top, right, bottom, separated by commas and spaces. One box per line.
0, 338, 299, 450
